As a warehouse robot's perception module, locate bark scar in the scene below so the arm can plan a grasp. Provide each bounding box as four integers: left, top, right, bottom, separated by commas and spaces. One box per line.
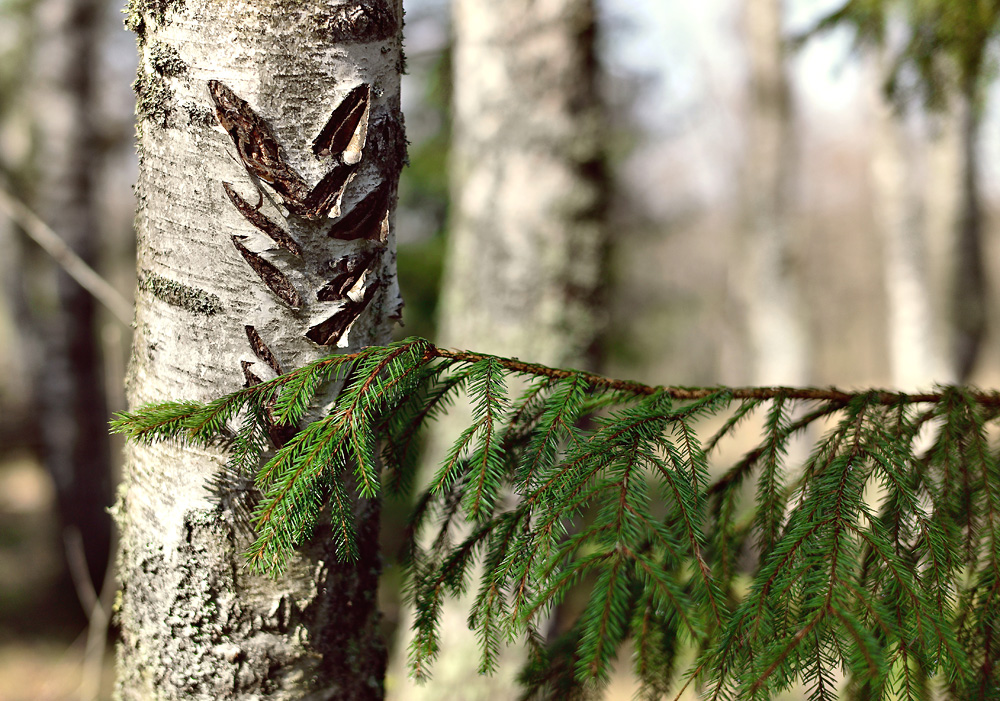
210, 80, 367, 219
306, 281, 381, 346
326, 181, 390, 242
318, 248, 382, 301
231, 236, 302, 309
223, 183, 302, 256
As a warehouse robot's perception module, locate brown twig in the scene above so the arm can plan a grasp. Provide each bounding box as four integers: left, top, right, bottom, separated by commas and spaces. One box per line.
343, 341, 1000, 407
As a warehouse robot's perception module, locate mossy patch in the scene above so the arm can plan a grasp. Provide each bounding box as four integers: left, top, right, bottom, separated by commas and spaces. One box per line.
149, 42, 186, 76
137, 271, 223, 316
123, 0, 185, 42
184, 102, 216, 129
133, 69, 173, 128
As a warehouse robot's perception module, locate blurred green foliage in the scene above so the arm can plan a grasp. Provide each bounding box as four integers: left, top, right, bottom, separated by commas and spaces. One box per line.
394, 43, 451, 341
808, 0, 1000, 106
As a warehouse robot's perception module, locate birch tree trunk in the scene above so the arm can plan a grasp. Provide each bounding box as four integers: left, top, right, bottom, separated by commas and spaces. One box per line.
873, 56, 982, 388
388, 1, 607, 698
116, 1, 404, 698
438, 0, 607, 369
871, 78, 946, 389
951, 89, 986, 382
922, 94, 963, 386
738, 0, 807, 387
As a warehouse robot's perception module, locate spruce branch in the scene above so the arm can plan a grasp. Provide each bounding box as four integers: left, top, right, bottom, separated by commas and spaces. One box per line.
112, 337, 1000, 698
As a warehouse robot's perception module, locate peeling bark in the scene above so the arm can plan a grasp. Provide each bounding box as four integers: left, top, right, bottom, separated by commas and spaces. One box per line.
116, 1, 404, 698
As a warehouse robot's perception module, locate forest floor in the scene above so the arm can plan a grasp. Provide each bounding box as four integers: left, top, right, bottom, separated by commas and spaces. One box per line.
0, 454, 115, 701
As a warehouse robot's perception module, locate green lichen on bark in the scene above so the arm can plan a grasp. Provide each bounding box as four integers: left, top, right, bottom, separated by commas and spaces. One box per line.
149, 42, 186, 76
133, 67, 173, 127
137, 270, 223, 316
123, 0, 185, 42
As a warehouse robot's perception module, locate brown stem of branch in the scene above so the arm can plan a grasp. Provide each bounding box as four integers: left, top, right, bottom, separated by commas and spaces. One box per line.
415, 343, 1000, 406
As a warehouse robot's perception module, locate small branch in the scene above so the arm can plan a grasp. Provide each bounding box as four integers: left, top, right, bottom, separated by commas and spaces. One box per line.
0, 184, 133, 326
342, 341, 1000, 407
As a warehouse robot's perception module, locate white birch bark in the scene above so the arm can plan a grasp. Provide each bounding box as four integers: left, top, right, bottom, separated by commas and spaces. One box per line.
115, 1, 404, 698
738, 0, 808, 387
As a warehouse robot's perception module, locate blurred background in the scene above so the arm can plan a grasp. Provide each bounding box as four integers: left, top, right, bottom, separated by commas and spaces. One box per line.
2, 0, 1000, 698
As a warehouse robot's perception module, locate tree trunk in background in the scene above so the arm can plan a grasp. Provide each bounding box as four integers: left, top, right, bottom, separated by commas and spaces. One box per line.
738, 0, 807, 387
437, 0, 607, 369
921, 91, 963, 386
871, 75, 945, 389
951, 90, 986, 382
873, 56, 983, 389
388, 0, 608, 698
32, 0, 113, 593
116, 1, 404, 697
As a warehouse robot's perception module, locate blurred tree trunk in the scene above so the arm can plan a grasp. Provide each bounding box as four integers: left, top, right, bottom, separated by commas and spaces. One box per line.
873, 53, 983, 388
738, 0, 807, 386
437, 0, 607, 369
0, 0, 42, 461
115, 1, 404, 697
951, 86, 986, 382
388, 0, 608, 698
921, 91, 963, 386
871, 74, 943, 389
32, 0, 113, 593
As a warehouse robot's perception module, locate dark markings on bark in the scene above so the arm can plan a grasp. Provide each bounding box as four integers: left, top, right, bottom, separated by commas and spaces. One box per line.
312, 83, 370, 165
389, 297, 404, 323
367, 114, 408, 169
266, 419, 298, 449
241, 360, 262, 387
223, 182, 302, 256
318, 249, 381, 301
302, 163, 357, 220
209, 80, 312, 206
137, 270, 222, 315
231, 236, 302, 309
211, 80, 369, 219
306, 281, 380, 346
245, 325, 283, 375
312, 1, 397, 44
325, 182, 389, 241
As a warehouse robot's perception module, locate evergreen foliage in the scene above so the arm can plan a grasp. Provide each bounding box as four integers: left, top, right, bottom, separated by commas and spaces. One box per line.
805, 0, 1000, 106
113, 337, 1000, 699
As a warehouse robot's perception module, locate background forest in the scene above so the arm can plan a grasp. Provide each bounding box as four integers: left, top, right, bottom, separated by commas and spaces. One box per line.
1, 0, 999, 698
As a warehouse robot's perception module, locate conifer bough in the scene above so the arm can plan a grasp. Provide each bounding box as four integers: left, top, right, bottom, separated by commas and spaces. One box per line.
113, 337, 1000, 699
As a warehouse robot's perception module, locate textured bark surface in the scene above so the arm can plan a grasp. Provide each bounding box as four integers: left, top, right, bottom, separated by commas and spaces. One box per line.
33, 0, 114, 591
437, 0, 607, 369
738, 0, 808, 386
116, 1, 404, 698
